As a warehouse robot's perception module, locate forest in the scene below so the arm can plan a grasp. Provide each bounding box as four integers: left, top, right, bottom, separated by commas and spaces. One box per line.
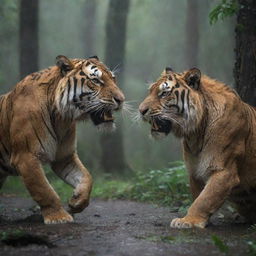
0, 0, 256, 255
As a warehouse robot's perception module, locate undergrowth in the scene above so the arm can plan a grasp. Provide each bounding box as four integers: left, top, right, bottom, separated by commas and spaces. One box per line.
1, 161, 191, 210
92, 161, 191, 211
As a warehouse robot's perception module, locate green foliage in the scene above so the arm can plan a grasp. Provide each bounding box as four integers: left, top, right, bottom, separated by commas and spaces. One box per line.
92, 179, 131, 199
209, 0, 238, 25
248, 241, 256, 256
92, 161, 191, 209
0, 229, 25, 241
127, 161, 190, 208
211, 235, 229, 254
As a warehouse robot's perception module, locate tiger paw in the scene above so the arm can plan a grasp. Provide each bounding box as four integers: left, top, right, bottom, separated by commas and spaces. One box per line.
68, 193, 90, 214
42, 207, 74, 224
170, 216, 207, 229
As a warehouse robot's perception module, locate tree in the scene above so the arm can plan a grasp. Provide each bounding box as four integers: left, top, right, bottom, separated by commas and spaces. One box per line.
82, 0, 97, 57
19, 0, 39, 79
210, 0, 256, 106
185, 0, 199, 67
100, 0, 130, 174
234, 0, 256, 106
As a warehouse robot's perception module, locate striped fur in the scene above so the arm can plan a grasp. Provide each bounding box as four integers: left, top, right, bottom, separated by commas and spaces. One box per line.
140, 68, 256, 228
0, 55, 124, 224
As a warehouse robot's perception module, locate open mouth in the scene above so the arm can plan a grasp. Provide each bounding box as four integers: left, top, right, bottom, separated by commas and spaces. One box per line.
150, 117, 172, 135
90, 110, 114, 126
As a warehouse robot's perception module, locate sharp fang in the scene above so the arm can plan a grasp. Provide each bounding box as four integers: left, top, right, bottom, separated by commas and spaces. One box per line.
103, 111, 114, 121
152, 119, 159, 130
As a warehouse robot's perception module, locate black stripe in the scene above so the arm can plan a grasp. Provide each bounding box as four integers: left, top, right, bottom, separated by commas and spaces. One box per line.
29, 116, 46, 152
169, 104, 180, 112
25, 137, 30, 152
67, 80, 71, 104
187, 90, 190, 110
40, 111, 57, 141
80, 71, 86, 76
174, 90, 179, 101
180, 89, 185, 113
91, 65, 97, 69
79, 91, 92, 100
81, 78, 85, 88
0, 141, 9, 156
73, 77, 77, 102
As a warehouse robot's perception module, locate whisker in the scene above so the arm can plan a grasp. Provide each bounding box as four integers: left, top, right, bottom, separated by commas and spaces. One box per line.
112, 63, 122, 75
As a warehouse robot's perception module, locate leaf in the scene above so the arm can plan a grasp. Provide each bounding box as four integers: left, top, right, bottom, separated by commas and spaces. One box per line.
209, 0, 238, 25
211, 235, 229, 254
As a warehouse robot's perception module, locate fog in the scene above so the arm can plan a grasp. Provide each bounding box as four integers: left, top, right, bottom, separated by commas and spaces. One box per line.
0, 0, 235, 174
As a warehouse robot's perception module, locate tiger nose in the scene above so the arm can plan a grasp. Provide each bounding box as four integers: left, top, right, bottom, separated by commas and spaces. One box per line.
139, 104, 149, 116
114, 93, 125, 106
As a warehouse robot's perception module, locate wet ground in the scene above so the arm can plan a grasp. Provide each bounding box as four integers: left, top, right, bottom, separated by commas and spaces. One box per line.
0, 195, 254, 256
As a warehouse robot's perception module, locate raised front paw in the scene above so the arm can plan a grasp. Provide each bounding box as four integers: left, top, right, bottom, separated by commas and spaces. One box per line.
170, 216, 207, 229
68, 193, 90, 214
42, 207, 74, 224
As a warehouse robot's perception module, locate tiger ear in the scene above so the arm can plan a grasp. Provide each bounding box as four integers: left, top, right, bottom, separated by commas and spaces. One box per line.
88, 55, 99, 60
184, 68, 201, 90
161, 66, 173, 76
55, 55, 74, 75
165, 67, 173, 73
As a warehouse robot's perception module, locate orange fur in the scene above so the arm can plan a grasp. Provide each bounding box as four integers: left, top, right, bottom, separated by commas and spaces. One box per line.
0, 56, 124, 224
140, 68, 256, 228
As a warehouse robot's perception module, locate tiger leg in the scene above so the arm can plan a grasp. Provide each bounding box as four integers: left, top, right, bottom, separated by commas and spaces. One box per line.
12, 153, 73, 224
189, 175, 204, 200
171, 170, 240, 228
51, 153, 93, 213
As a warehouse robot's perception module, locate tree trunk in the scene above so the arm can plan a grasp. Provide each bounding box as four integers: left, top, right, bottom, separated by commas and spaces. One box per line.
186, 0, 199, 68
100, 0, 130, 174
234, 0, 256, 106
19, 0, 39, 79
82, 0, 97, 57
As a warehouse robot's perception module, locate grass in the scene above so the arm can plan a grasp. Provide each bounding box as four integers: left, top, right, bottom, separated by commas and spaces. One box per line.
1, 161, 191, 211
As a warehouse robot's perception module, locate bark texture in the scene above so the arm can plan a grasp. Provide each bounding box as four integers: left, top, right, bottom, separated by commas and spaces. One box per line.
234, 0, 256, 106
100, 0, 130, 173
19, 0, 39, 79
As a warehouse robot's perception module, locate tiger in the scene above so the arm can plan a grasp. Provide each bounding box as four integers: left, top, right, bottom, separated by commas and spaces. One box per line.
139, 67, 256, 228
0, 55, 125, 224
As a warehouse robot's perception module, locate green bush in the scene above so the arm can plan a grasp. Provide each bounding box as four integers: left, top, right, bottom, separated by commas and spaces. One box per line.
92, 161, 191, 211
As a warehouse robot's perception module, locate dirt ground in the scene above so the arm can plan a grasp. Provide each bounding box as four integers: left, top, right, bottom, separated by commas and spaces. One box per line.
0, 195, 254, 256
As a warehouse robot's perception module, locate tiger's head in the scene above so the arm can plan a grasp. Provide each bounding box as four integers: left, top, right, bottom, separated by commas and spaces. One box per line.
55, 55, 125, 131
139, 67, 204, 139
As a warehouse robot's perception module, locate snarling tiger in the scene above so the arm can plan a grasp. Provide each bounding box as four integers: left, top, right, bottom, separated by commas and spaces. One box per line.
139, 67, 256, 228
0, 55, 125, 224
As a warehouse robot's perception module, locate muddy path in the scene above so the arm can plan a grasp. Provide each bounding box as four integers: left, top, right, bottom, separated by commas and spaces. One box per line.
0, 195, 254, 256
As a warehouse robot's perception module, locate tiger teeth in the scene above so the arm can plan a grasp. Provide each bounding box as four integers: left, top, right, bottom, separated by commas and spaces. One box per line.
103, 112, 114, 121
152, 119, 159, 130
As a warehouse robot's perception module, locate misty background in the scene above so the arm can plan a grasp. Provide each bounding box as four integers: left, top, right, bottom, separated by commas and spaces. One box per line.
0, 0, 234, 176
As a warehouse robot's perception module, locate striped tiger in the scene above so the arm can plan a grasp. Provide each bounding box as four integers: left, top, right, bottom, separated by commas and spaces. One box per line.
0, 55, 125, 224
139, 67, 256, 228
